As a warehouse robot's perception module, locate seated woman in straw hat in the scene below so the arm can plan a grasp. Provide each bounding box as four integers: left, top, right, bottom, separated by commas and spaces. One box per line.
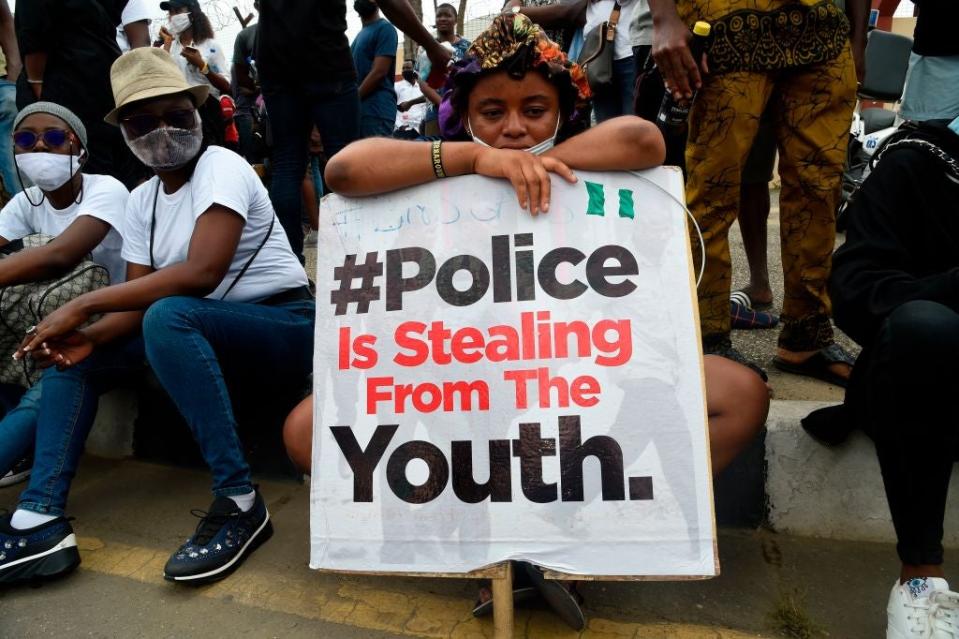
0, 47, 313, 586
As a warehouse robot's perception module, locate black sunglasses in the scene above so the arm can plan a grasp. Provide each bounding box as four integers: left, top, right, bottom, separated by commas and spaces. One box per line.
13, 129, 71, 151
120, 109, 197, 138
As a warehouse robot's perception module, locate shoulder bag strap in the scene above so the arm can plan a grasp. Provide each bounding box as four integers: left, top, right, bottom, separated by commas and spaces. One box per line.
606, 1, 622, 41
219, 213, 276, 300
149, 181, 160, 270
580, 1, 623, 65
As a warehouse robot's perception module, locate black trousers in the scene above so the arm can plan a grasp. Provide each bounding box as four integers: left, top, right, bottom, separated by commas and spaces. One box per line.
854, 300, 959, 566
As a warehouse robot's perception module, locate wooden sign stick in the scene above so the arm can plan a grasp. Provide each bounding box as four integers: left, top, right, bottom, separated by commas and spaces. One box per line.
491, 561, 514, 638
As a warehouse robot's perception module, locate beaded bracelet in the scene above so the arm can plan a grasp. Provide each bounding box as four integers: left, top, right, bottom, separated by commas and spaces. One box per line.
431, 139, 446, 179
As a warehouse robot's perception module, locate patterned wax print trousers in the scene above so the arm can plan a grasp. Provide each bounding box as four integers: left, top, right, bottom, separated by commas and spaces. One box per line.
685, 44, 857, 350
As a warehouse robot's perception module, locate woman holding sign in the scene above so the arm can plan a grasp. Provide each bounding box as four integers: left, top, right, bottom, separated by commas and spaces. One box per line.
286, 13, 769, 630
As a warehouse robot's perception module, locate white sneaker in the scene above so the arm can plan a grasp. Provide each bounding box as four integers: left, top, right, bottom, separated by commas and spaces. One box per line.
888, 577, 959, 638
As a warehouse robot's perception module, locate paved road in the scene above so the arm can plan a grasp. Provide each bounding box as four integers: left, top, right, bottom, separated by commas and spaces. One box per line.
1, 457, 895, 638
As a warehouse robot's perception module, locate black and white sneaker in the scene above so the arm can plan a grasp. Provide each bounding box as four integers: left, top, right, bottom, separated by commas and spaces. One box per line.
0, 512, 80, 585
0, 456, 33, 488
163, 488, 273, 584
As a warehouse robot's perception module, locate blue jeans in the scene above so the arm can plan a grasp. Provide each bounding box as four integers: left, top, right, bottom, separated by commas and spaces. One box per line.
360, 115, 395, 139
263, 79, 360, 261
593, 56, 637, 123
16, 295, 315, 516
310, 156, 324, 200
0, 382, 42, 474
0, 80, 19, 196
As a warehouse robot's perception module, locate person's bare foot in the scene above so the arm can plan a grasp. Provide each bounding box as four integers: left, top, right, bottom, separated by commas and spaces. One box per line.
739, 284, 773, 308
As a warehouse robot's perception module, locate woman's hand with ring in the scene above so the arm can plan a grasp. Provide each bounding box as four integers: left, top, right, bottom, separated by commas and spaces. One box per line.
14, 300, 90, 360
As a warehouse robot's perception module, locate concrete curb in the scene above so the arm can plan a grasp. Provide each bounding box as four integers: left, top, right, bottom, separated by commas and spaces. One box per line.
85, 391, 958, 547
765, 399, 959, 547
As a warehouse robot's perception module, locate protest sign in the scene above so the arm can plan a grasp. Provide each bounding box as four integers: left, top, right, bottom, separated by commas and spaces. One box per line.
311, 168, 716, 578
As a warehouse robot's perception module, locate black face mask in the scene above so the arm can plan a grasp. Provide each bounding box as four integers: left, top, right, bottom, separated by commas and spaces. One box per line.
354, 0, 377, 18
402, 70, 416, 83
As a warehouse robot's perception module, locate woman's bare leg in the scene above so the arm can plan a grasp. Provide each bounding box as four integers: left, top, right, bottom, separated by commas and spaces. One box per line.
705, 354, 770, 473
283, 395, 314, 474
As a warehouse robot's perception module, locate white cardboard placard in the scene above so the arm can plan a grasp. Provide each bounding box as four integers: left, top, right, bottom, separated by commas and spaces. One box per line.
311, 168, 716, 577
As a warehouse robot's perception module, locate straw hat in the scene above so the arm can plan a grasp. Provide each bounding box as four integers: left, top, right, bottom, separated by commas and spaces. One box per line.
104, 48, 209, 125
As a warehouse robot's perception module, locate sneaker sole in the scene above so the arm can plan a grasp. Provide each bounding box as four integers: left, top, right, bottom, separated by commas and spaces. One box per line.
0, 468, 31, 488
0, 533, 80, 585
164, 512, 274, 585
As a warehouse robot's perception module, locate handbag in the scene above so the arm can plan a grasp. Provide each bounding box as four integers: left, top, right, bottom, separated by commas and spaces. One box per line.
577, 1, 622, 91
0, 234, 110, 387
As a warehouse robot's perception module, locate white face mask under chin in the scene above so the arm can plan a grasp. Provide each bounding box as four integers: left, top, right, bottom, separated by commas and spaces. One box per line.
122, 113, 203, 171
469, 114, 561, 156
15, 151, 83, 192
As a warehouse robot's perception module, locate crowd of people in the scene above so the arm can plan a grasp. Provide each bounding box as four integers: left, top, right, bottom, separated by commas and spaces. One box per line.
0, 0, 951, 636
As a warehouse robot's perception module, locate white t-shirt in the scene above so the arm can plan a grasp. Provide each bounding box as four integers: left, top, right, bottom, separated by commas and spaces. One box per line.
0, 173, 129, 285
170, 37, 230, 98
116, 0, 154, 53
629, 0, 652, 48
122, 146, 308, 303
585, 0, 637, 60
394, 80, 426, 130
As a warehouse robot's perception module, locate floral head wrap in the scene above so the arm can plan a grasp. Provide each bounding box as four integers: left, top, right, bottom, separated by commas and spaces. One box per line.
438, 13, 591, 140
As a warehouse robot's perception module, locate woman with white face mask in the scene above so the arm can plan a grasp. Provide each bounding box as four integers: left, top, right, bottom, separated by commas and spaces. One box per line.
157, 0, 231, 100
3, 103, 127, 287
0, 49, 311, 588
156, 0, 231, 147
0, 102, 128, 488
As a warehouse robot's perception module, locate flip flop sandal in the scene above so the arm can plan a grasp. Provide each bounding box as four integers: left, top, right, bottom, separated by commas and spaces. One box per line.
730, 300, 779, 330
730, 289, 774, 312
471, 564, 538, 618
773, 343, 855, 388
522, 562, 586, 631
